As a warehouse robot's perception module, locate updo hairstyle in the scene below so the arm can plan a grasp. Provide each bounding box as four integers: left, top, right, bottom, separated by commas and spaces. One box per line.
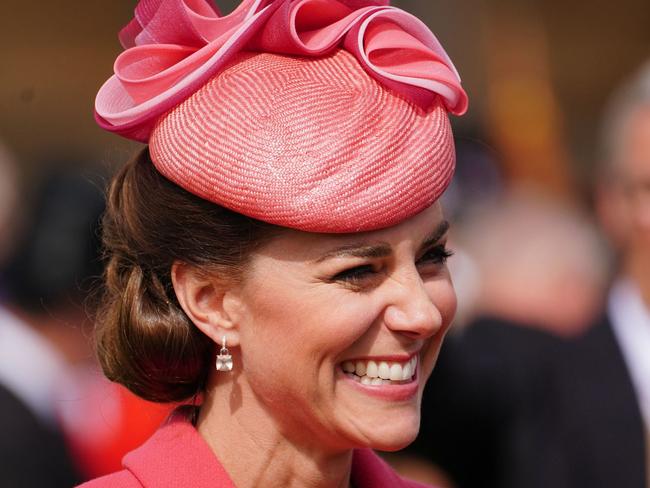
96, 148, 278, 403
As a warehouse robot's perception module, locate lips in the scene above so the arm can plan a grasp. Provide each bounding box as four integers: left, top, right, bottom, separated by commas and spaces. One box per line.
341, 356, 417, 385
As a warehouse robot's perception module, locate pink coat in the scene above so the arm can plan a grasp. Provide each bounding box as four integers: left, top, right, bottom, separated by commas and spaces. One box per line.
78, 408, 430, 488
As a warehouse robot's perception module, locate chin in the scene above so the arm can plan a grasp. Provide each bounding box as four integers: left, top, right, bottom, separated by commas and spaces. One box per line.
358, 413, 421, 452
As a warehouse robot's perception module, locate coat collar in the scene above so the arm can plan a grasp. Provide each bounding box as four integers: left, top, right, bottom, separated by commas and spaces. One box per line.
123, 407, 423, 488
123, 407, 236, 488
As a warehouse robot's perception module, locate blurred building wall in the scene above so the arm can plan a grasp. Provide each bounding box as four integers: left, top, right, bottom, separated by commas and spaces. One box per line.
0, 0, 649, 188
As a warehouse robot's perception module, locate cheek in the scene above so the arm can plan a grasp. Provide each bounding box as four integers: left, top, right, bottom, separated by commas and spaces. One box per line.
429, 276, 457, 331
239, 283, 377, 368
237, 287, 382, 419
421, 277, 456, 375
240, 291, 311, 358
237, 293, 319, 409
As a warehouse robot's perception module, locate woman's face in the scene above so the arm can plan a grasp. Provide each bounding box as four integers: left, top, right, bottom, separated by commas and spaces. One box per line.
233, 203, 456, 453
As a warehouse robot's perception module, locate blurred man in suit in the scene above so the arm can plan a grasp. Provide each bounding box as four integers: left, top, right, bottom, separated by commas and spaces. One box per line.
538, 61, 650, 488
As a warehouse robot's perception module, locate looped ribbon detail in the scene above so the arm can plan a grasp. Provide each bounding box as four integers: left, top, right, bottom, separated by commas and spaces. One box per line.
95, 0, 468, 142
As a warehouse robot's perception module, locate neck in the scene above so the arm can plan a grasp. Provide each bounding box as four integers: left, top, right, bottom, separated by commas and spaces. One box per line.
196, 372, 354, 488
623, 253, 650, 307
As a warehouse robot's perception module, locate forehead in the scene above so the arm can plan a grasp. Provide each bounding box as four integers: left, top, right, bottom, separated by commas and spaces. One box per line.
257, 203, 446, 262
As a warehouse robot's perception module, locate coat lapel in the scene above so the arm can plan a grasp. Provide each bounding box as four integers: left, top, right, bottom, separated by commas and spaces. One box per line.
123, 407, 236, 488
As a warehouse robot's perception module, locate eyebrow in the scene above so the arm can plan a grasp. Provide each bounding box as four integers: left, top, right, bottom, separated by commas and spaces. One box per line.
315, 220, 450, 263
421, 220, 450, 250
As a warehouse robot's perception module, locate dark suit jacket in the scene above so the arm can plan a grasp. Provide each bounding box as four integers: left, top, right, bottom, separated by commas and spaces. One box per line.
0, 383, 81, 487
408, 317, 563, 488
534, 315, 647, 488
409, 315, 647, 488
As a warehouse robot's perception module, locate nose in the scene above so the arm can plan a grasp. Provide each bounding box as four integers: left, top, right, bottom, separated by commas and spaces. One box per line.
383, 271, 448, 340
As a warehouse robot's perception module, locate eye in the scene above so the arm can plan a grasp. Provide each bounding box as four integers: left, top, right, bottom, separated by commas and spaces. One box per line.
330, 264, 379, 285
417, 244, 453, 267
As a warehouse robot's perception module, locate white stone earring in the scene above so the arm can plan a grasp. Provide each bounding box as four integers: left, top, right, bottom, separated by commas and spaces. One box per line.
216, 335, 233, 372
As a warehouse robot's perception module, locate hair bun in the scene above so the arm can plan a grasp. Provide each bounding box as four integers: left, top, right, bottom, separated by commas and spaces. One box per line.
95, 150, 278, 403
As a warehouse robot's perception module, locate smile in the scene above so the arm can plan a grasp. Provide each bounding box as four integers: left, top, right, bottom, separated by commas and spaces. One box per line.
341, 356, 417, 385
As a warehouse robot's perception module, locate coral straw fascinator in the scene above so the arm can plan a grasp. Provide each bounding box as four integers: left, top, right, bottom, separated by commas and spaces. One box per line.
96, 0, 468, 232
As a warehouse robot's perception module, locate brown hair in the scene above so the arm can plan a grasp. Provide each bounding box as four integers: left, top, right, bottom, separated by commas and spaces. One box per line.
96, 148, 279, 403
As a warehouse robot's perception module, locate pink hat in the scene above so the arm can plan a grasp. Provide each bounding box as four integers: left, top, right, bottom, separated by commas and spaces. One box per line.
96, 0, 468, 232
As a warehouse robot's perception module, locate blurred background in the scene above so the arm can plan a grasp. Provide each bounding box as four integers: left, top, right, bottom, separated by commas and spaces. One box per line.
2, 0, 649, 190
0, 0, 649, 486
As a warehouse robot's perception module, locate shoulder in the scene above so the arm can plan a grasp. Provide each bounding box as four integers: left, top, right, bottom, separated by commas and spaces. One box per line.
77, 470, 141, 488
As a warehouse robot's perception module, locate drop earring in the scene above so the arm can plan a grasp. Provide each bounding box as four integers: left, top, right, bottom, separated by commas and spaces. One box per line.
216, 336, 233, 372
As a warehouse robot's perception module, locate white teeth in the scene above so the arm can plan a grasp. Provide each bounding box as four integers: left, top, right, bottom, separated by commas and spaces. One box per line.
355, 360, 366, 376
378, 361, 391, 380
389, 363, 403, 381
401, 362, 412, 380
342, 355, 418, 385
366, 361, 378, 378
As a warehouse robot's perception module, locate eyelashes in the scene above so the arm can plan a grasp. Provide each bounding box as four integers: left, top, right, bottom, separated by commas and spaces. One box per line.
419, 244, 454, 266
330, 245, 453, 286
331, 264, 378, 284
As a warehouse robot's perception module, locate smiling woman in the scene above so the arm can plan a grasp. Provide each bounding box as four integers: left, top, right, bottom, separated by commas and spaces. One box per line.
82, 0, 466, 487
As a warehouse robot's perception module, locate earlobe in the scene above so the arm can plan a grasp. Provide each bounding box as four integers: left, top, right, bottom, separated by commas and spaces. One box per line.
171, 261, 241, 347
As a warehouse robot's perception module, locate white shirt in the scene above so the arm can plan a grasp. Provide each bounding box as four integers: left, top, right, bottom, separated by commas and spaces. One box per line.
0, 306, 70, 425
609, 278, 650, 429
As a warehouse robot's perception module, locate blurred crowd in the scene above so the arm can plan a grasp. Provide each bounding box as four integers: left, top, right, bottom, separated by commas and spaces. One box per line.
1, 13, 649, 488
0, 152, 171, 485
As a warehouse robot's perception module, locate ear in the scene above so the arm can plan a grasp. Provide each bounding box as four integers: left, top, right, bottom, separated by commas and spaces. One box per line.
171, 261, 243, 347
